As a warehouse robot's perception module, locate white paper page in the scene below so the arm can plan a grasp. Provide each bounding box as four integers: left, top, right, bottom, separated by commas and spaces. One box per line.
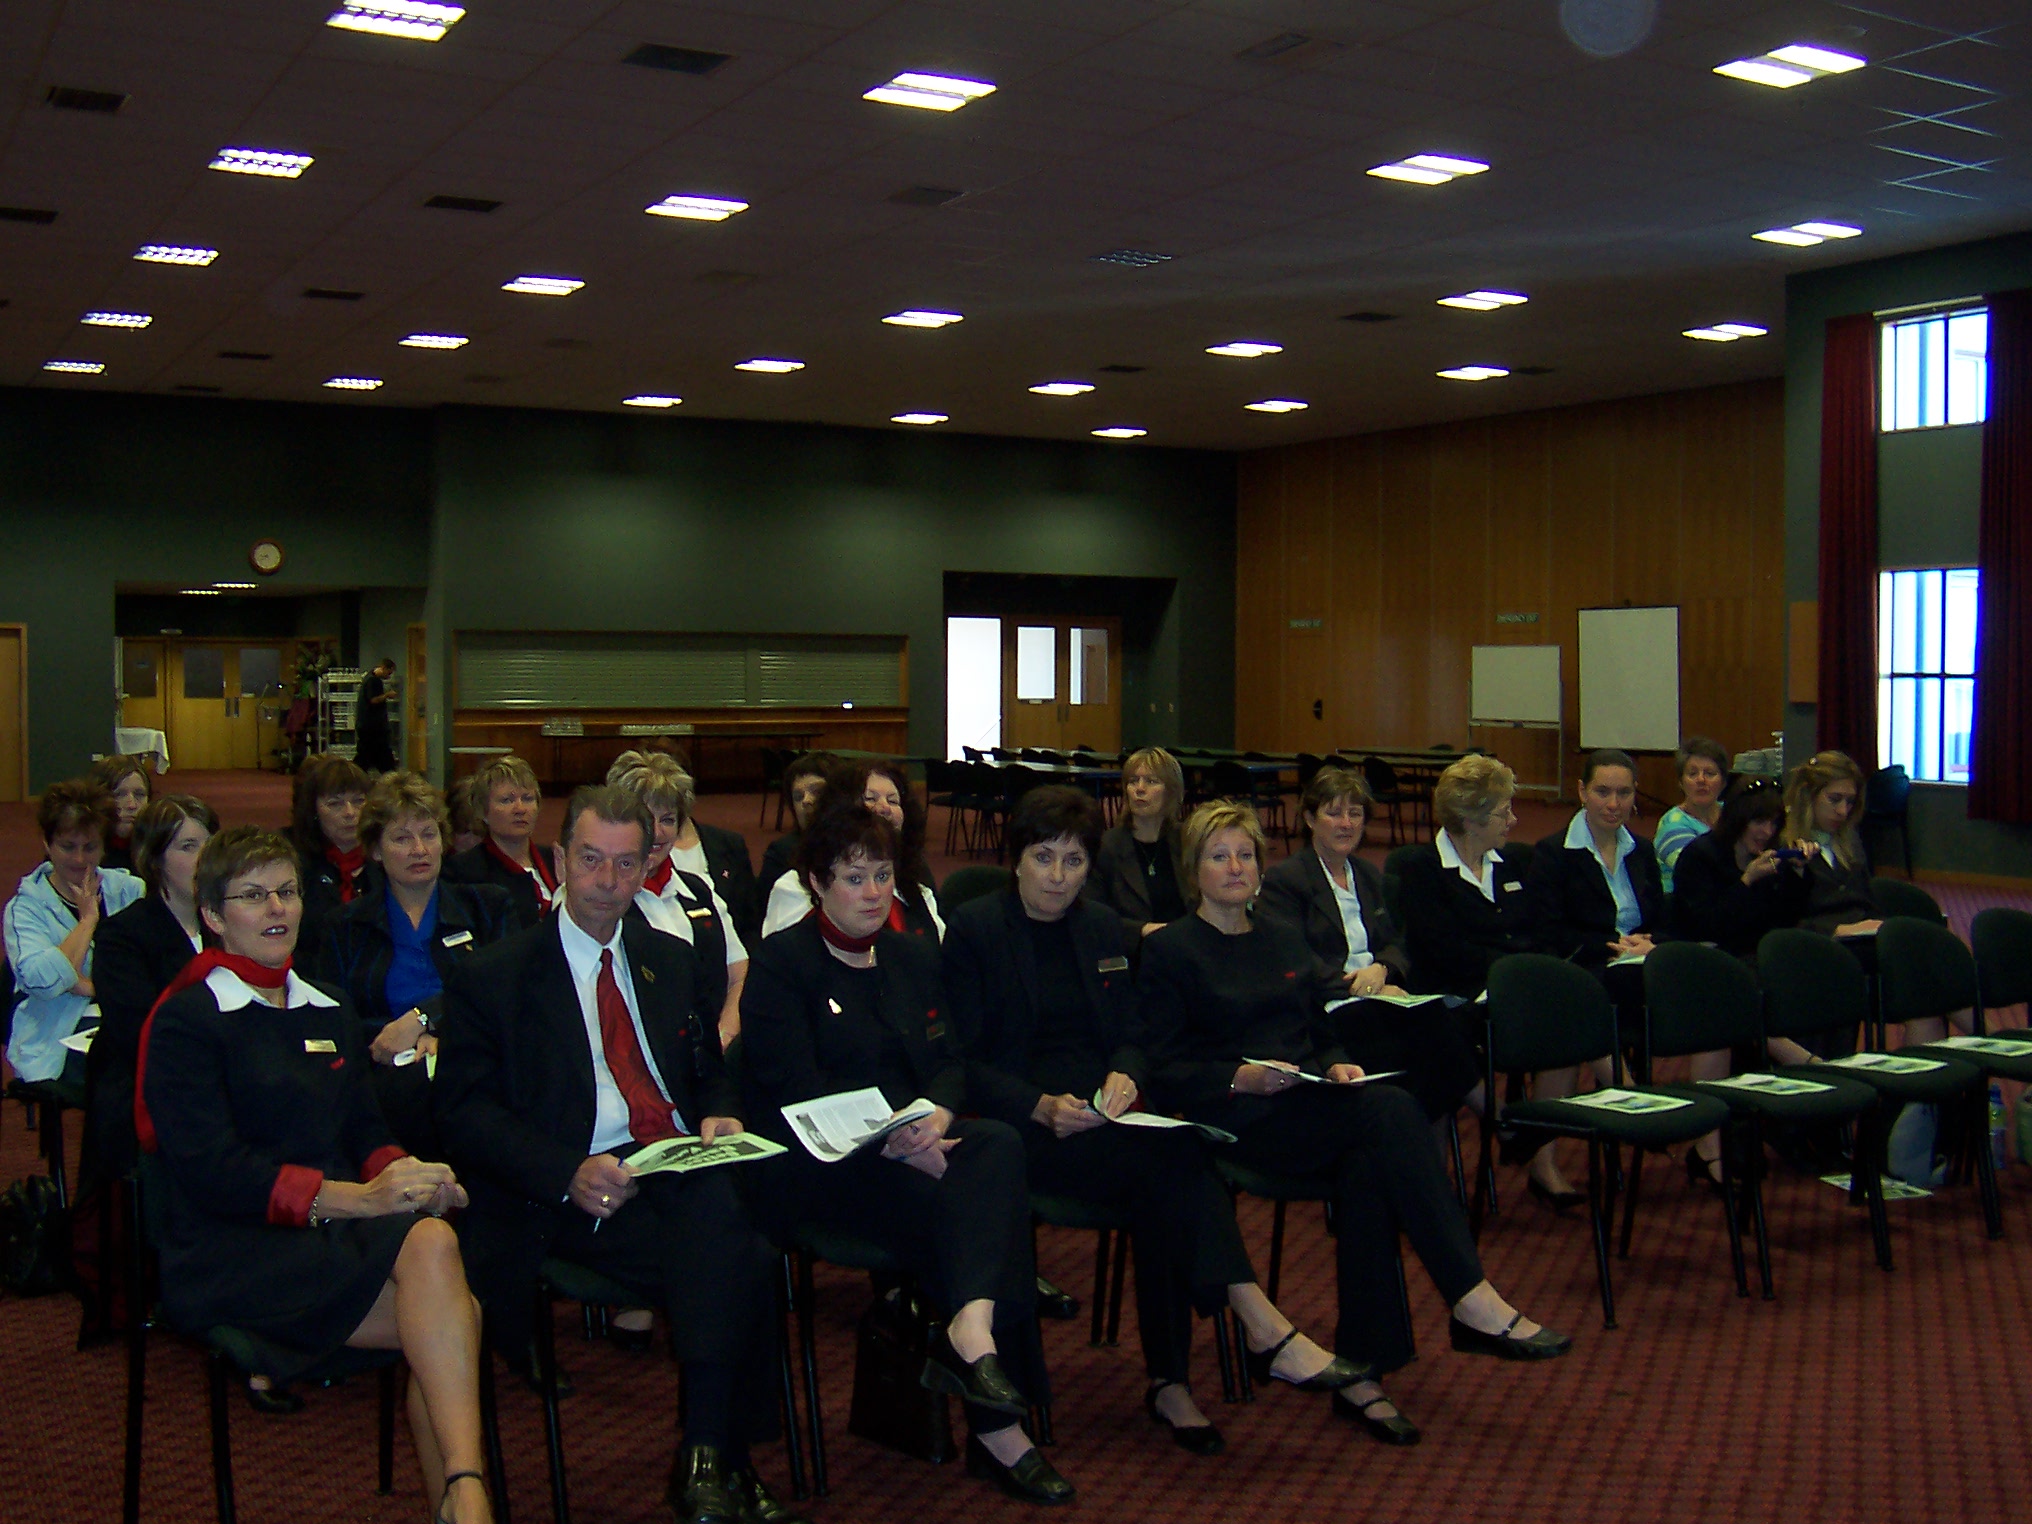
780, 1088, 936, 1163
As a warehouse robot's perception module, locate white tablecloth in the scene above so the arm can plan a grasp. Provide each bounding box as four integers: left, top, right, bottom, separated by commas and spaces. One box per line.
114, 727, 171, 772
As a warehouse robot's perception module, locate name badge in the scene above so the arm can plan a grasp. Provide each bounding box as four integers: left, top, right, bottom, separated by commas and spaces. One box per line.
1097, 956, 1130, 974
1504, 881, 1524, 892
441, 930, 473, 948
925, 1022, 948, 1042
304, 1038, 338, 1054
686, 907, 713, 920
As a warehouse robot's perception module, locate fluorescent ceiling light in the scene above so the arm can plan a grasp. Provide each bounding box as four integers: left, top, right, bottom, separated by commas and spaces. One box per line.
1437, 290, 1529, 311
1768, 45, 1865, 74
1793, 221, 1861, 239
1244, 399, 1309, 413
1716, 43, 1865, 87
325, 1, 465, 41
323, 376, 382, 390
210, 147, 314, 178
1715, 322, 1769, 337
179, 588, 223, 596
213, 582, 257, 589
882, 309, 964, 328
502, 275, 584, 296
135, 244, 217, 266
891, 412, 949, 425
863, 72, 996, 111
1714, 59, 1813, 87
399, 333, 468, 349
646, 194, 750, 221
735, 358, 804, 373
43, 359, 104, 374
1206, 341, 1282, 358
1370, 154, 1487, 185
1092, 427, 1146, 439
1030, 381, 1094, 396
623, 395, 682, 408
1683, 328, 1739, 342
1367, 163, 1452, 186
82, 311, 152, 329
1752, 227, 1823, 246
1437, 365, 1508, 381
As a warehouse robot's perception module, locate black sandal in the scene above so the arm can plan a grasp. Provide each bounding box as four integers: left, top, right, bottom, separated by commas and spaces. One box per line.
435, 1470, 487, 1524
1243, 1329, 1370, 1391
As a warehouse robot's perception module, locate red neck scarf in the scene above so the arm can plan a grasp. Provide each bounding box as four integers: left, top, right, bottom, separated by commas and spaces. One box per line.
326, 845, 366, 904
642, 857, 674, 896
135, 951, 293, 1153
486, 837, 555, 898
816, 909, 883, 955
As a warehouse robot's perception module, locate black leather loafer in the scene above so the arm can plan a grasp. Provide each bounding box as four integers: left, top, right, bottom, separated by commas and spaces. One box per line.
1145, 1384, 1225, 1455
1333, 1389, 1422, 1446
731, 1468, 810, 1524
965, 1435, 1076, 1505
1448, 1312, 1573, 1362
921, 1327, 1029, 1415
667, 1443, 742, 1524
1035, 1274, 1081, 1321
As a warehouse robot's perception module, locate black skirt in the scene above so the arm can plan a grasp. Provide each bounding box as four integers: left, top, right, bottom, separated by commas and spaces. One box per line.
1332, 996, 1482, 1121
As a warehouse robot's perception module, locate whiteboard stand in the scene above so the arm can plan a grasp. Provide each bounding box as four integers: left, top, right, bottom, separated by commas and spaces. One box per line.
1469, 645, 1565, 798
1469, 719, 1565, 797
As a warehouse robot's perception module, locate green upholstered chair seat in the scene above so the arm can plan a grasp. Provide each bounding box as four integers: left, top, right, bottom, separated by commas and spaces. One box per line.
1775, 1051, 1980, 1104
1502, 1091, 1729, 1149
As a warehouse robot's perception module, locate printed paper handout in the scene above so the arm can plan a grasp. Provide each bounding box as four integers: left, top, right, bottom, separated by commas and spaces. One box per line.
1828, 1052, 1947, 1075
1934, 1035, 2032, 1058
1703, 1073, 1835, 1097
627, 1132, 787, 1176
1090, 1091, 1238, 1144
780, 1088, 938, 1163
1559, 1088, 1694, 1115
1246, 1059, 1404, 1087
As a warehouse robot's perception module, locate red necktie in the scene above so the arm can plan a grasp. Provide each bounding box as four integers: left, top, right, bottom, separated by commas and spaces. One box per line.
597, 949, 678, 1144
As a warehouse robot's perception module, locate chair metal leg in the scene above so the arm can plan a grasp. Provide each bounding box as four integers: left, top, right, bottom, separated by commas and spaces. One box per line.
1213, 1307, 1238, 1405
1446, 1113, 1468, 1212
1105, 1233, 1128, 1347
1265, 1199, 1287, 1303
207, 1350, 237, 1524
1741, 1122, 1775, 1300
376, 1364, 397, 1495
795, 1251, 828, 1497
478, 1330, 512, 1524
1032, 1402, 1055, 1446
771, 1257, 807, 1500
121, 1179, 147, 1524
1972, 1091, 2005, 1239
1717, 1152, 1749, 1298
1087, 1229, 1110, 1347
40, 1098, 69, 1212
1853, 1110, 1895, 1271
535, 1288, 572, 1524
1616, 1144, 1645, 1261
1586, 1138, 1618, 1331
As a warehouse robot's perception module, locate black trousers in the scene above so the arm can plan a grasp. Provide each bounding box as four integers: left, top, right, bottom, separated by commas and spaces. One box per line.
1023, 1121, 1255, 1387
368, 1062, 440, 1160
1219, 1082, 1484, 1376
1333, 998, 1482, 1120
760, 1117, 1045, 1429
546, 1168, 780, 1453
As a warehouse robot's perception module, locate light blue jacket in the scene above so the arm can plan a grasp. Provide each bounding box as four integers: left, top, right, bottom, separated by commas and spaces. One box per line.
5, 862, 144, 1083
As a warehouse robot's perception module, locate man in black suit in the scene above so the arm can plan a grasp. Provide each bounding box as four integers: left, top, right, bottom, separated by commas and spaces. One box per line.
437, 784, 796, 1524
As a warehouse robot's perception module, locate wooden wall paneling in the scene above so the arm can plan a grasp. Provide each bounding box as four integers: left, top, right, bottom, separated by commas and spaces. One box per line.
1545, 403, 1620, 777
1280, 442, 1339, 747
1233, 453, 1286, 748
1372, 434, 1436, 749
1426, 423, 1492, 748
1329, 436, 1384, 755
1478, 413, 1558, 789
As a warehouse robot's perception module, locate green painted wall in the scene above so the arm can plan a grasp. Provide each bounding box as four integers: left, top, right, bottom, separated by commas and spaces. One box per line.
1783, 229, 2032, 876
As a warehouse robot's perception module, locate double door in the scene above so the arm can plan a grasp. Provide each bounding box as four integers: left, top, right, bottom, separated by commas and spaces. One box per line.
121, 640, 289, 770
1002, 618, 1121, 753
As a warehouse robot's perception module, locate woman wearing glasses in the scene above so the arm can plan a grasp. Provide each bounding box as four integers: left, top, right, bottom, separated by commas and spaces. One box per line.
140, 826, 495, 1524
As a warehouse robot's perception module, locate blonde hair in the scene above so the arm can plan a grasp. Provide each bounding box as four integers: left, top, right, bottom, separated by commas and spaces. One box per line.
1783, 750, 1866, 867
358, 771, 449, 855
607, 749, 696, 821
1433, 755, 1516, 834
469, 754, 540, 815
1179, 799, 1269, 908
1123, 747, 1186, 826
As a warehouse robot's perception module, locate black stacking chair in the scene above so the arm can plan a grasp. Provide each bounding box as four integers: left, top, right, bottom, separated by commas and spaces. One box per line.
936, 865, 1012, 914
1863, 765, 1914, 877
1361, 757, 1415, 845
1972, 908, 2032, 1036
1871, 876, 1945, 926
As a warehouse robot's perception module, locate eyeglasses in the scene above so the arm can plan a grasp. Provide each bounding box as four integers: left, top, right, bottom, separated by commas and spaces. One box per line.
221, 885, 301, 908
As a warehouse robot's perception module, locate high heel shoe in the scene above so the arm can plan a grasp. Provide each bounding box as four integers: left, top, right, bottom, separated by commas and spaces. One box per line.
608, 1320, 656, 1354
244, 1378, 303, 1416
1332, 1387, 1422, 1446
435, 1470, 488, 1524
921, 1326, 1029, 1415
1243, 1328, 1371, 1391
1448, 1311, 1573, 1362
1685, 1147, 1725, 1194
965, 1434, 1077, 1505
1526, 1176, 1586, 1212
1145, 1383, 1225, 1455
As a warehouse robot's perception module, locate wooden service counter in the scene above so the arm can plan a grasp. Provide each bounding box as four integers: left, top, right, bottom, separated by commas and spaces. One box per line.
450, 708, 911, 791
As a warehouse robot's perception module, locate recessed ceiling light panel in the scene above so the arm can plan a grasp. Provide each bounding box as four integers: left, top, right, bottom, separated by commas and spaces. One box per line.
502, 275, 584, 296
399, 333, 469, 349
863, 72, 996, 111
82, 311, 152, 329
1768, 45, 1866, 74
179, 588, 224, 596
1752, 227, 1823, 246
1206, 341, 1282, 358
1244, 398, 1309, 413
135, 244, 218, 266
735, 358, 804, 373
1715, 43, 1864, 87
1030, 381, 1094, 396
891, 412, 949, 425
645, 194, 750, 221
210, 147, 315, 178
214, 582, 257, 590
882, 309, 963, 328
326, 1, 465, 41
43, 359, 104, 374
1714, 59, 1814, 88
1683, 328, 1738, 342
623, 395, 682, 408
1437, 365, 1509, 381
1369, 154, 1487, 185
1793, 221, 1861, 239
323, 376, 383, 390
1715, 322, 1769, 337
1092, 427, 1146, 439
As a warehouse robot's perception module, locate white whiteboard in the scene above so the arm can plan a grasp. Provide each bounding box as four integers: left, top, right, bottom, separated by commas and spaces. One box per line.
1470, 645, 1561, 725
1578, 606, 1680, 751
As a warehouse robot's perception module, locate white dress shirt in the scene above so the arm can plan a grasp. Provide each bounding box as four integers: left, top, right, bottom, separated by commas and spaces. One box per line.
1318, 853, 1375, 974
1437, 830, 1501, 903
556, 907, 684, 1154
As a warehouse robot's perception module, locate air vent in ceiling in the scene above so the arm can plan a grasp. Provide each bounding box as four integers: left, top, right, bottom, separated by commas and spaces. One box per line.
425, 194, 501, 213
1339, 311, 1399, 323
174, 383, 222, 394
0, 206, 58, 224
624, 43, 733, 74
1097, 364, 1147, 374
218, 350, 273, 361
890, 185, 965, 208
1091, 248, 1173, 268
302, 287, 364, 301
47, 85, 127, 113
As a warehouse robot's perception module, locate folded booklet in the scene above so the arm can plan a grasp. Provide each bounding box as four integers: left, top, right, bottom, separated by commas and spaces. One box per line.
781, 1087, 938, 1163
627, 1132, 788, 1176
1703, 1073, 1834, 1097
1089, 1090, 1237, 1144
1559, 1087, 1693, 1115
1828, 1052, 1946, 1075
1933, 1034, 2032, 1058
1355, 992, 1446, 1007
1244, 1058, 1403, 1087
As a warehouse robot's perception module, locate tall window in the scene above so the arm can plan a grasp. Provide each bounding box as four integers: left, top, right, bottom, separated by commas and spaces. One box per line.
1880, 307, 1988, 431
1878, 568, 1979, 783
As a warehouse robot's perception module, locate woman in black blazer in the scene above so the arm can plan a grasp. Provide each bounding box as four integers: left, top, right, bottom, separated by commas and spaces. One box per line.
1090, 746, 1190, 940
1135, 801, 1570, 1447
440, 754, 557, 931
740, 802, 1066, 1505
1395, 757, 1536, 1000
1672, 781, 1817, 961
1259, 765, 1479, 1122
139, 826, 495, 1524
945, 788, 1356, 1453
607, 749, 762, 947
756, 751, 839, 912
1781, 750, 1883, 940
317, 774, 515, 1156
289, 753, 373, 956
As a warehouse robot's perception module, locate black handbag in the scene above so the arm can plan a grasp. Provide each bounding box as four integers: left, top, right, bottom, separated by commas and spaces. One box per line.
847, 1284, 955, 1464
0, 1174, 71, 1297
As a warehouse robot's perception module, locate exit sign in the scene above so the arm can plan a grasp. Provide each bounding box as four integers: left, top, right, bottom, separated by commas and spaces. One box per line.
1495, 612, 1540, 625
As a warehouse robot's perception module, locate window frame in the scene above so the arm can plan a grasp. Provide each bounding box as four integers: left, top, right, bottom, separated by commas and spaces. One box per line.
1876, 566, 1979, 786
1878, 304, 1989, 433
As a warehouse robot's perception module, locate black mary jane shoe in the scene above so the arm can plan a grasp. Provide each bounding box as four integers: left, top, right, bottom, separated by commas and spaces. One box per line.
667, 1443, 743, 1524
1145, 1383, 1226, 1456
435, 1470, 488, 1524
1525, 1176, 1587, 1212
731, 1467, 811, 1524
608, 1320, 657, 1354
921, 1326, 1029, 1415
1244, 1328, 1371, 1391
965, 1434, 1076, 1505
1332, 1387, 1422, 1447
1685, 1148, 1726, 1195
244, 1379, 304, 1416
1035, 1274, 1081, 1322
1448, 1311, 1573, 1362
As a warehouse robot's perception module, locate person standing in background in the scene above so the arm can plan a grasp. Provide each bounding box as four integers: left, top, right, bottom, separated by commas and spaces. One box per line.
357, 658, 399, 774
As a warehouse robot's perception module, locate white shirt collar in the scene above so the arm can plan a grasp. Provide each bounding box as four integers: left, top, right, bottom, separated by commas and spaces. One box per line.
205, 965, 339, 1010
556, 902, 625, 973
1563, 812, 1636, 855
1437, 830, 1501, 902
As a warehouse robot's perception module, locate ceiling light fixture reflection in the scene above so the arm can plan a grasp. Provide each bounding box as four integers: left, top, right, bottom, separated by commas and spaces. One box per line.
1368, 154, 1487, 185
623, 395, 682, 408
1092, 427, 1146, 439
1715, 43, 1865, 87
1684, 322, 1770, 342
82, 311, 152, 328
323, 376, 383, 390
735, 358, 805, 373
1244, 399, 1309, 413
399, 333, 468, 349
863, 72, 996, 111
1793, 221, 1861, 239
882, 309, 964, 328
1437, 290, 1528, 311
1029, 381, 1094, 396
209, 147, 315, 178
502, 275, 584, 295
1752, 220, 1861, 247
1437, 365, 1508, 381
1206, 341, 1282, 358
325, 1, 465, 40
891, 412, 949, 425
646, 194, 750, 221
43, 359, 104, 374
135, 244, 218, 265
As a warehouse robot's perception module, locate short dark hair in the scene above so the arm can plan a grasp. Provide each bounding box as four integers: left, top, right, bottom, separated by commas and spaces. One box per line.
131, 794, 222, 894
291, 753, 370, 850
796, 802, 900, 889
1716, 778, 1787, 848
38, 779, 112, 844
845, 760, 931, 890
1301, 764, 1372, 821
1006, 786, 1101, 863
195, 826, 301, 916
1581, 749, 1638, 786
87, 754, 151, 802
557, 784, 653, 856
1676, 736, 1730, 777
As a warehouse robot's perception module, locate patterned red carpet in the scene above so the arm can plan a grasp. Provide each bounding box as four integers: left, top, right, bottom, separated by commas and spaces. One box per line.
4, 772, 2032, 1523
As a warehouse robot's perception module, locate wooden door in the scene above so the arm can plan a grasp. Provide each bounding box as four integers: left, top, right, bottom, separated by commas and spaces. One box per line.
120, 640, 166, 733
166, 645, 233, 770
1000, 619, 1122, 753
405, 623, 428, 772
0, 625, 25, 803
232, 646, 286, 770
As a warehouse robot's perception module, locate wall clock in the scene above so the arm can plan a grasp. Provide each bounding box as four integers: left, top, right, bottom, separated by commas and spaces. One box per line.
249, 538, 285, 575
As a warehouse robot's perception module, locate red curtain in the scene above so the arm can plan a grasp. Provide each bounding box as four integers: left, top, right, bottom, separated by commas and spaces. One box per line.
1970, 287, 2032, 822
1816, 313, 1879, 766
